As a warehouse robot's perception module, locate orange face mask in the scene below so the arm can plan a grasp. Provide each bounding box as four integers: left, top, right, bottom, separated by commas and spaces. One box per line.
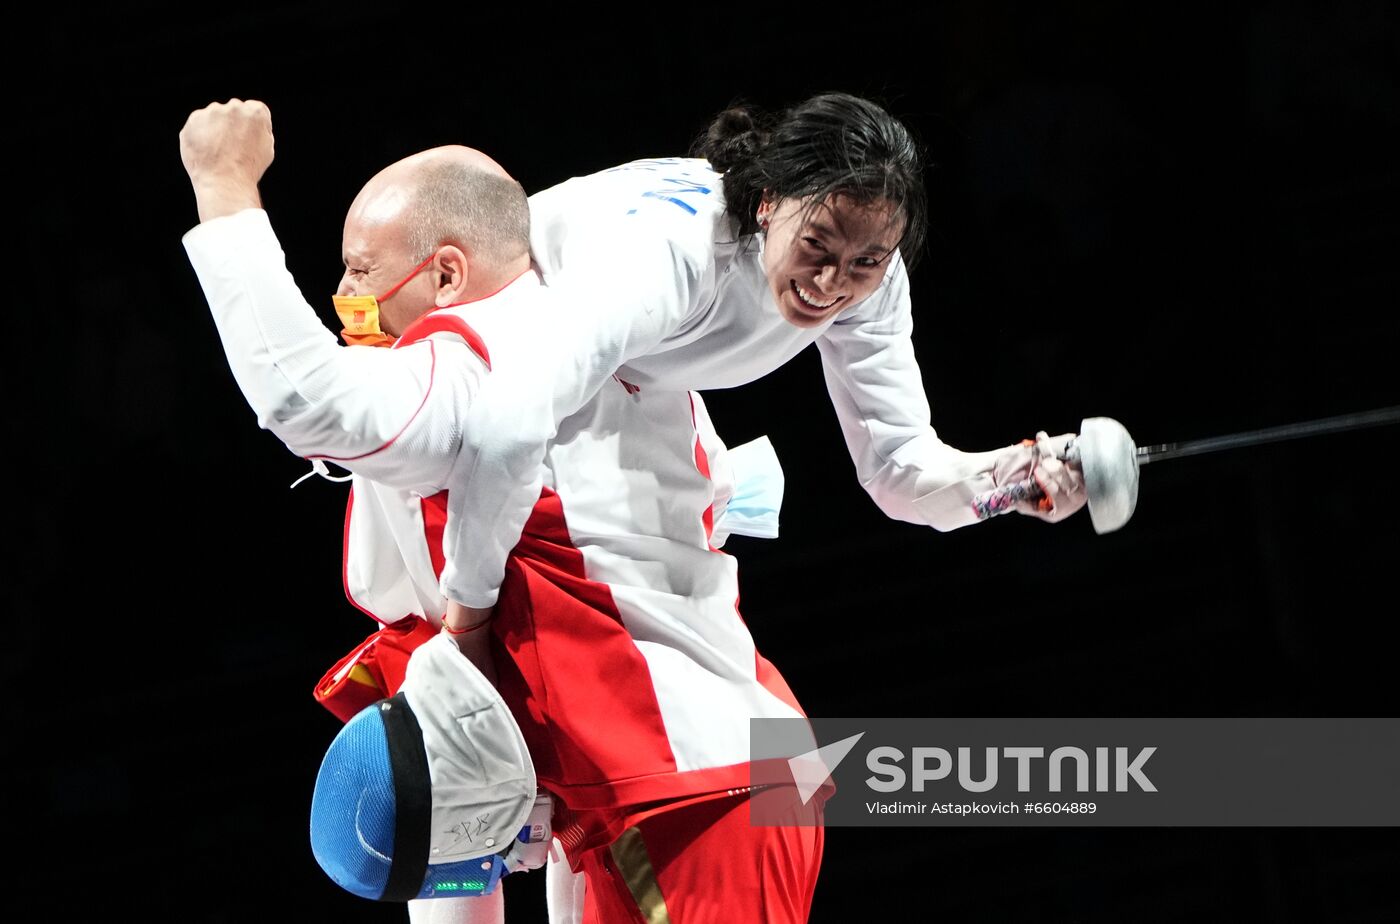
332, 253, 436, 348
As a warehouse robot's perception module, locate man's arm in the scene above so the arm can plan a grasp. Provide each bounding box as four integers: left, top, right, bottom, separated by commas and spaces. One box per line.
180, 100, 481, 492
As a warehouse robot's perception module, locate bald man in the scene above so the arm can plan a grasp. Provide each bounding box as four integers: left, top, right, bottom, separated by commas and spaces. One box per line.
182, 101, 815, 923
185, 102, 551, 924
182, 100, 519, 651
336, 146, 531, 345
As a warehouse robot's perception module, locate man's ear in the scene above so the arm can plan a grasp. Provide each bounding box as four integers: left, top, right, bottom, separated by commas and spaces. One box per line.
433, 245, 470, 306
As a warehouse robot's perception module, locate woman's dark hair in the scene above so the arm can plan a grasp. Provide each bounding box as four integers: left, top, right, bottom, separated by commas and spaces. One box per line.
692, 92, 926, 266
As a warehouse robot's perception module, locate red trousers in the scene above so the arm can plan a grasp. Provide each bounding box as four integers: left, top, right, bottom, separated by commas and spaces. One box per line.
576, 788, 824, 924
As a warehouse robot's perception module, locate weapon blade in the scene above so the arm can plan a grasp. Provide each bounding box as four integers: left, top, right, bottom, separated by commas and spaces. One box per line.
1137, 406, 1400, 465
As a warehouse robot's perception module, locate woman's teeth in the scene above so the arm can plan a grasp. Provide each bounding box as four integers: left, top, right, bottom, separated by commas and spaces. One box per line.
793, 282, 838, 310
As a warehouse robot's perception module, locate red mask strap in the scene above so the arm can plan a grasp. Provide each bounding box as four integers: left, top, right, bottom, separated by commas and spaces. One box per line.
376, 252, 438, 303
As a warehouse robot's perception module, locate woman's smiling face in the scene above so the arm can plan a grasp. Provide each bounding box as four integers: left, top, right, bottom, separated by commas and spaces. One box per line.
758, 192, 905, 328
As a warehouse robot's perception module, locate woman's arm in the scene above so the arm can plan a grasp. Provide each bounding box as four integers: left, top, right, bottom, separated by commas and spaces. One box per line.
434, 222, 707, 608
816, 255, 1046, 529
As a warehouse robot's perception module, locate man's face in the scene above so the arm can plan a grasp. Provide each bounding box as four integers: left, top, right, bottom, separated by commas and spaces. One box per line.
337, 195, 435, 338
759, 193, 905, 329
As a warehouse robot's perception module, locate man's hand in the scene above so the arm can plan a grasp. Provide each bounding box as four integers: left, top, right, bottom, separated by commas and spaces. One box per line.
179, 98, 275, 222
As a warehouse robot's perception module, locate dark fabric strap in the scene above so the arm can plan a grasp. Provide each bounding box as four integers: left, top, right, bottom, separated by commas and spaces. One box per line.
380, 693, 431, 901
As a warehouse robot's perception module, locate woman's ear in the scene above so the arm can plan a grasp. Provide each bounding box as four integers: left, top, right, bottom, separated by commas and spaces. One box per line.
756, 192, 775, 229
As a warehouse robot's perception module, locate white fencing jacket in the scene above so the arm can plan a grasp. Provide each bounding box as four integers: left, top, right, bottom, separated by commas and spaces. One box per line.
184, 210, 806, 830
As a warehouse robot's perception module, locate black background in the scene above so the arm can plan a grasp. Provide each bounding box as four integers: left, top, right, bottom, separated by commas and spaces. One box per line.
18, 2, 1399, 920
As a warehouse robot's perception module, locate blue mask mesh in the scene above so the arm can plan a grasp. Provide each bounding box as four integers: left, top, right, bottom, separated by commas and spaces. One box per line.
310, 706, 397, 899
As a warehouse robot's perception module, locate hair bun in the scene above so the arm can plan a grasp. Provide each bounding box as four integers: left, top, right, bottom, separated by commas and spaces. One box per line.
692, 103, 771, 173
